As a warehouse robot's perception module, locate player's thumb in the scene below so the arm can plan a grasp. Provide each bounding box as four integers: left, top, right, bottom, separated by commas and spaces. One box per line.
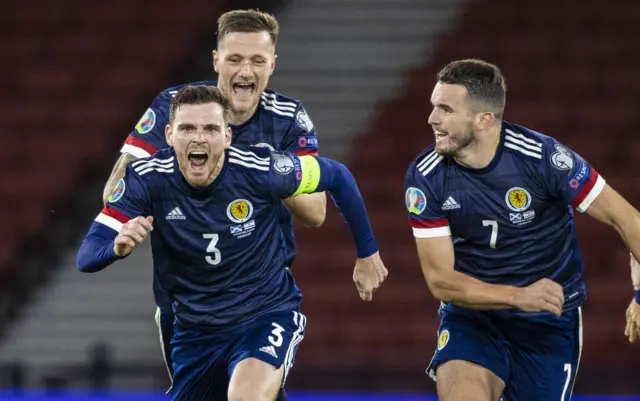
146, 216, 154, 225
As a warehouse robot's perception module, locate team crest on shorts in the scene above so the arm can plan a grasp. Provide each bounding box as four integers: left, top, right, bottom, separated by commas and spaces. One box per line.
405, 187, 427, 215
438, 329, 450, 350
108, 178, 126, 203
227, 199, 253, 223
505, 187, 531, 212
135, 108, 156, 134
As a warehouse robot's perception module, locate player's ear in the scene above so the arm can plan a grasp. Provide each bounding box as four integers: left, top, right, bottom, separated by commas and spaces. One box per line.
213, 50, 220, 73
224, 126, 232, 149
165, 124, 174, 147
269, 53, 277, 76
476, 111, 495, 131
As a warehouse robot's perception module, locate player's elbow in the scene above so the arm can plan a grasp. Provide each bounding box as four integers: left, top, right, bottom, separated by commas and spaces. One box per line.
76, 256, 96, 273
76, 241, 104, 273
424, 272, 455, 302
301, 206, 326, 228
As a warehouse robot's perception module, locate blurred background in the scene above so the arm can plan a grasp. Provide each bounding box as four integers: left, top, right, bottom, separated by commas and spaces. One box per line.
0, 0, 639, 399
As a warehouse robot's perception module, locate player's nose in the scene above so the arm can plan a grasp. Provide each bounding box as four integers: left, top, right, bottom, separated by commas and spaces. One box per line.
238, 61, 253, 75
428, 109, 439, 125
192, 130, 207, 142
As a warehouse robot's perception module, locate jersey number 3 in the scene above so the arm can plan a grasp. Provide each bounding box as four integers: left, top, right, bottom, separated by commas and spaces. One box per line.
482, 220, 498, 249
203, 233, 222, 265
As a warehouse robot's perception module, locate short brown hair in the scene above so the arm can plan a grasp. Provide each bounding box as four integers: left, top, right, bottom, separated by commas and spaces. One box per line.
437, 59, 507, 119
217, 9, 279, 46
169, 86, 230, 124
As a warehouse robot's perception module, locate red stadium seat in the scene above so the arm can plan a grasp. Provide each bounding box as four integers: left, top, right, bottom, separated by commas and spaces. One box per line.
0, 0, 225, 284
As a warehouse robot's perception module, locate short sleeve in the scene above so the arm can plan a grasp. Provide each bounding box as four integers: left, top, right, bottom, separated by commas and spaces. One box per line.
404, 162, 450, 238
543, 139, 606, 213
280, 104, 319, 156
95, 166, 151, 232
120, 91, 171, 158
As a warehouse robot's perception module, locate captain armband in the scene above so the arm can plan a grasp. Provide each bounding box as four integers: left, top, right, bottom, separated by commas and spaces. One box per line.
293, 156, 321, 196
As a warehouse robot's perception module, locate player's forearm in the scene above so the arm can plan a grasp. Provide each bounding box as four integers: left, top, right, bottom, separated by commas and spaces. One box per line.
103, 153, 137, 204
427, 269, 519, 310
610, 211, 640, 289
282, 192, 326, 228
306, 157, 378, 258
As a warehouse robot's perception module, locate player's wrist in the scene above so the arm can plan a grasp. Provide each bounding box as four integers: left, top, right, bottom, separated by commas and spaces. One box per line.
501, 286, 522, 309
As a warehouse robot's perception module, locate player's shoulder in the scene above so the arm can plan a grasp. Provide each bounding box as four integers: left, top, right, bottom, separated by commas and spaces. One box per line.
126, 148, 176, 183
259, 88, 304, 120
227, 145, 273, 175
160, 80, 218, 98
503, 121, 559, 161
406, 144, 446, 182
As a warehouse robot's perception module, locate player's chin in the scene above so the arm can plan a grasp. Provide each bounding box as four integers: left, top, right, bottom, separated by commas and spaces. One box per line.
435, 141, 454, 156
230, 95, 258, 113
184, 164, 211, 185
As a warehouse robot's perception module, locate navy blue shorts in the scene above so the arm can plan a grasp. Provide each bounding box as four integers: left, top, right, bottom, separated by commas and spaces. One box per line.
428, 304, 583, 401
169, 309, 307, 401
154, 305, 175, 380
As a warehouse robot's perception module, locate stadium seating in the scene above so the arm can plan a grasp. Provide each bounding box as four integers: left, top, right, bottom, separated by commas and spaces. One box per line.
292, 0, 640, 392
0, 0, 221, 279
1, 0, 638, 393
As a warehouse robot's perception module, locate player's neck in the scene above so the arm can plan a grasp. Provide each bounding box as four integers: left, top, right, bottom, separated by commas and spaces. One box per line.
227, 105, 259, 126
453, 126, 502, 169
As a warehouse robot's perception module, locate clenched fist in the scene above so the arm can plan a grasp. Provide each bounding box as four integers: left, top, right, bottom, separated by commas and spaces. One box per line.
624, 298, 640, 343
513, 278, 565, 316
113, 216, 154, 257
624, 253, 640, 343
353, 251, 388, 301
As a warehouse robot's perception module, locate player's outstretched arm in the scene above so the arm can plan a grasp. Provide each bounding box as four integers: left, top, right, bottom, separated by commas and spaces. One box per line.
102, 153, 137, 204
415, 236, 565, 315
278, 154, 388, 300
583, 184, 640, 287
583, 184, 640, 341
282, 192, 327, 228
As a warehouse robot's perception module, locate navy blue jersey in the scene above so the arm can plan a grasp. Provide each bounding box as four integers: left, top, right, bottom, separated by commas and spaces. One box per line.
97, 146, 310, 329
121, 80, 319, 308
122, 80, 319, 158
405, 121, 606, 312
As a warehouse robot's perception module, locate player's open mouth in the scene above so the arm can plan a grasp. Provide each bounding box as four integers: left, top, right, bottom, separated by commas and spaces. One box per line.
435, 130, 448, 139
232, 82, 255, 98
188, 151, 208, 169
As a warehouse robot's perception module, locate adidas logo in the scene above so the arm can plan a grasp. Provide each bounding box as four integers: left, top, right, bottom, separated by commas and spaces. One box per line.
441, 196, 460, 210
258, 345, 277, 358
166, 207, 186, 220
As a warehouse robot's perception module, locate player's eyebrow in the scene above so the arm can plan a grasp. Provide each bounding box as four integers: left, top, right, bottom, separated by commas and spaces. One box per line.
433, 102, 454, 112
203, 123, 221, 131
177, 123, 196, 130
177, 123, 221, 131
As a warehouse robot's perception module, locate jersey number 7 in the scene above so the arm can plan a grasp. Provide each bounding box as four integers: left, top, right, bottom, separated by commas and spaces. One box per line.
203, 233, 222, 265
482, 220, 499, 249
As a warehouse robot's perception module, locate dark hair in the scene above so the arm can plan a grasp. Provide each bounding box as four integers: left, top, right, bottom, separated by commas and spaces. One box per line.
217, 9, 279, 46
169, 86, 230, 124
437, 59, 507, 118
